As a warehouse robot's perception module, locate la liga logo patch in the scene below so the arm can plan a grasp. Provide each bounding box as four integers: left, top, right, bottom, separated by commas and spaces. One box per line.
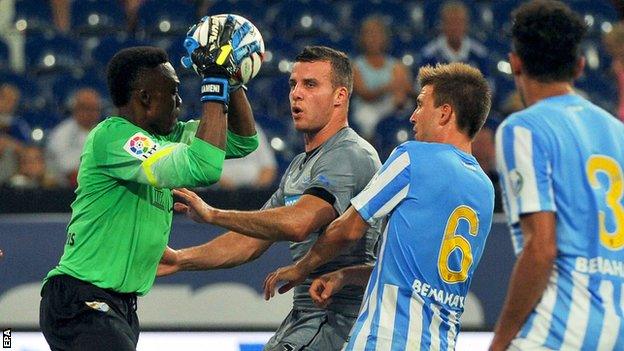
124, 132, 159, 160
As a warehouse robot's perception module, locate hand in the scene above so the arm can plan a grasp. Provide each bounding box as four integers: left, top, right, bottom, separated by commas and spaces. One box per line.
172, 188, 216, 223
263, 264, 308, 301
157, 247, 180, 277
182, 15, 261, 79
309, 270, 346, 308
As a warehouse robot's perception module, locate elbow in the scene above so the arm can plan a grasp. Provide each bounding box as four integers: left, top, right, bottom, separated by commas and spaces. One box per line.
524, 241, 557, 267
285, 221, 312, 242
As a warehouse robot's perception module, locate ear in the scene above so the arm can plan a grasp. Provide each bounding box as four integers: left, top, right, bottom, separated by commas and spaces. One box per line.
334, 87, 349, 107
138, 89, 150, 107
573, 56, 586, 80
438, 103, 453, 127
509, 52, 522, 76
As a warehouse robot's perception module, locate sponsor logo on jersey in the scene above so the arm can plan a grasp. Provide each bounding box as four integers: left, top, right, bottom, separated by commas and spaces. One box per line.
284, 195, 301, 206
124, 132, 159, 160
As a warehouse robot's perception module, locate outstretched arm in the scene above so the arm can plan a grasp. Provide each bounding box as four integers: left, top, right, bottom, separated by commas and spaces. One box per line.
173, 188, 337, 242
227, 88, 256, 137
262, 207, 370, 299
157, 232, 273, 276
309, 265, 374, 308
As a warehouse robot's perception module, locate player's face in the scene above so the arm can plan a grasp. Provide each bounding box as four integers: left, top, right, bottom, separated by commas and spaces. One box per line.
146, 62, 182, 135
288, 61, 336, 133
410, 85, 441, 142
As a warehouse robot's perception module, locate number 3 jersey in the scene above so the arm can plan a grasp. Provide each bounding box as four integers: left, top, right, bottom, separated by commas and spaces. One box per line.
496, 93, 624, 349
346, 142, 494, 351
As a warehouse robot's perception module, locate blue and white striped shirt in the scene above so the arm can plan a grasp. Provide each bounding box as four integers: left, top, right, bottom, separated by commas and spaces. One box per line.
496, 93, 624, 350
346, 141, 494, 351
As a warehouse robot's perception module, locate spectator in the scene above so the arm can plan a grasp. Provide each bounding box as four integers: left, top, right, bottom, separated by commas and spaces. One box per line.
420, 1, 491, 79
603, 21, 624, 122
46, 88, 102, 187
8, 144, 57, 189
0, 83, 31, 142
0, 0, 25, 72
50, 0, 70, 33
351, 16, 413, 140
218, 126, 277, 190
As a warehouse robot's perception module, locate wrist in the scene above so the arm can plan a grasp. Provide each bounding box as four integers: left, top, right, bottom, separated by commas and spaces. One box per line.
200, 77, 230, 106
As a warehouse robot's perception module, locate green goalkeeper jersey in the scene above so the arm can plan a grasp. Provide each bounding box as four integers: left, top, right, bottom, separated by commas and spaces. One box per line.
45, 116, 258, 295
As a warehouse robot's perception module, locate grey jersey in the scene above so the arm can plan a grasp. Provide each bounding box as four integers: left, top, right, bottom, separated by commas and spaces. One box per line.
263, 128, 383, 316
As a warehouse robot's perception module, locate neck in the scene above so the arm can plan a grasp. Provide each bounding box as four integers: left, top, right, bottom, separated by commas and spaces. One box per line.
520, 78, 575, 107
434, 129, 472, 154
446, 37, 462, 52
117, 105, 149, 132
303, 114, 348, 152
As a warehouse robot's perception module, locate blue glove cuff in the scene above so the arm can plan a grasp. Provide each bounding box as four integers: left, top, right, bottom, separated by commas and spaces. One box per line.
200, 77, 230, 105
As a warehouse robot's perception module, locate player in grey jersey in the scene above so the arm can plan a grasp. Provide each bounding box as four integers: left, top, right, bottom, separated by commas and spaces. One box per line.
158, 46, 382, 351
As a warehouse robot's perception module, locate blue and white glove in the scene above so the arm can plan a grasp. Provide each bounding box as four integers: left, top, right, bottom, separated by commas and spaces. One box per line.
182, 15, 261, 104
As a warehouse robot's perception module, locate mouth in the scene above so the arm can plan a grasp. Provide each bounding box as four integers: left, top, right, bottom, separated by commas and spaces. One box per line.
291, 106, 303, 118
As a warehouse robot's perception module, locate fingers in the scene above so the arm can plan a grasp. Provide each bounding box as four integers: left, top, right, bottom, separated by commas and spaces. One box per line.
263, 271, 276, 300
173, 202, 189, 213
278, 282, 294, 295
221, 15, 236, 44
230, 21, 252, 48
233, 42, 261, 63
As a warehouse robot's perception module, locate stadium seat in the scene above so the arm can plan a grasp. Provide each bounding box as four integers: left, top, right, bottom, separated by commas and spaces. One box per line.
71, 0, 126, 37
137, 0, 197, 38
14, 0, 54, 35
24, 34, 83, 75
89, 35, 149, 68
373, 114, 412, 162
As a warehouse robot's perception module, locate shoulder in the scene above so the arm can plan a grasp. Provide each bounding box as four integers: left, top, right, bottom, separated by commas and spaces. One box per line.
325, 129, 380, 162
422, 37, 443, 56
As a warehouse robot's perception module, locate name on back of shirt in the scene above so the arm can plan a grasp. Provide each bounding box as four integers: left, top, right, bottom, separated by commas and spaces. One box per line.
412, 278, 465, 309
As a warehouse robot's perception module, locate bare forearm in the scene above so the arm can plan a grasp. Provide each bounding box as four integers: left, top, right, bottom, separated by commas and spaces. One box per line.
210, 207, 301, 241
339, 265, 374, 287
196, 103, 227, 150
178, 233, 271, 270
492, 249, 554, 347
297, 210, 366, 273
227, 89, 256, 136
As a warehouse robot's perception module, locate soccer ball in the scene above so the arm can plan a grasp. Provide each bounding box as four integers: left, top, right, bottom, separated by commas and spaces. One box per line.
189, 14, 265, 85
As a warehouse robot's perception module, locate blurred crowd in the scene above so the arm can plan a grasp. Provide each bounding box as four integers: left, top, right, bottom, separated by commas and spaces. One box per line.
0, 0, 623, 193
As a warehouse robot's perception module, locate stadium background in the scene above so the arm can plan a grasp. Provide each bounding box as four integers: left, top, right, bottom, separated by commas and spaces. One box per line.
0, 0, 621, 350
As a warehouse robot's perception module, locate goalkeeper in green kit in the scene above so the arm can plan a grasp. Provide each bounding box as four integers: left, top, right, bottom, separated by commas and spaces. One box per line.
39, 16, 262, 351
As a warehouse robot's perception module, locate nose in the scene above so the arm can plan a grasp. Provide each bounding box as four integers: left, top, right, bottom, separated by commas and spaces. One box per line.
409, 110, 417, 124
175, 93, 182, 108
290, 83, 302, 101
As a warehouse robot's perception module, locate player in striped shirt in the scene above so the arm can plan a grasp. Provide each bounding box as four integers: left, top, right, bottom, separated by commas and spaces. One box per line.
490, 1, 624, 350
264, 62, 494, 350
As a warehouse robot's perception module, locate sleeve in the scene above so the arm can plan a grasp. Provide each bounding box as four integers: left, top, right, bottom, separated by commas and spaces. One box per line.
161, 120, 258, 159
351, 144, 411, 224
305, 144, 374, 215
495, 119, 555, 225
260, 171, 288, 210
92, 124, 225, 188
224, 130, 259, 159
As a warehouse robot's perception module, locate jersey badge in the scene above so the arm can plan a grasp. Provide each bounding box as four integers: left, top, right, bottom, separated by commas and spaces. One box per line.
509, 169, 524, 196
124, 132, 159, 160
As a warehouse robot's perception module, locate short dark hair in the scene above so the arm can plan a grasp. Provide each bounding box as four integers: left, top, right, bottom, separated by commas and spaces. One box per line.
295, 46, 353, 95
106, 46, 169, 107
418, 62, 491, 139
511, 0, 587, 82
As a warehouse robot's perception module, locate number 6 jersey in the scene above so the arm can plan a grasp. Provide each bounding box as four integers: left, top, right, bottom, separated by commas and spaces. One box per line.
347, 141, 494, 351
